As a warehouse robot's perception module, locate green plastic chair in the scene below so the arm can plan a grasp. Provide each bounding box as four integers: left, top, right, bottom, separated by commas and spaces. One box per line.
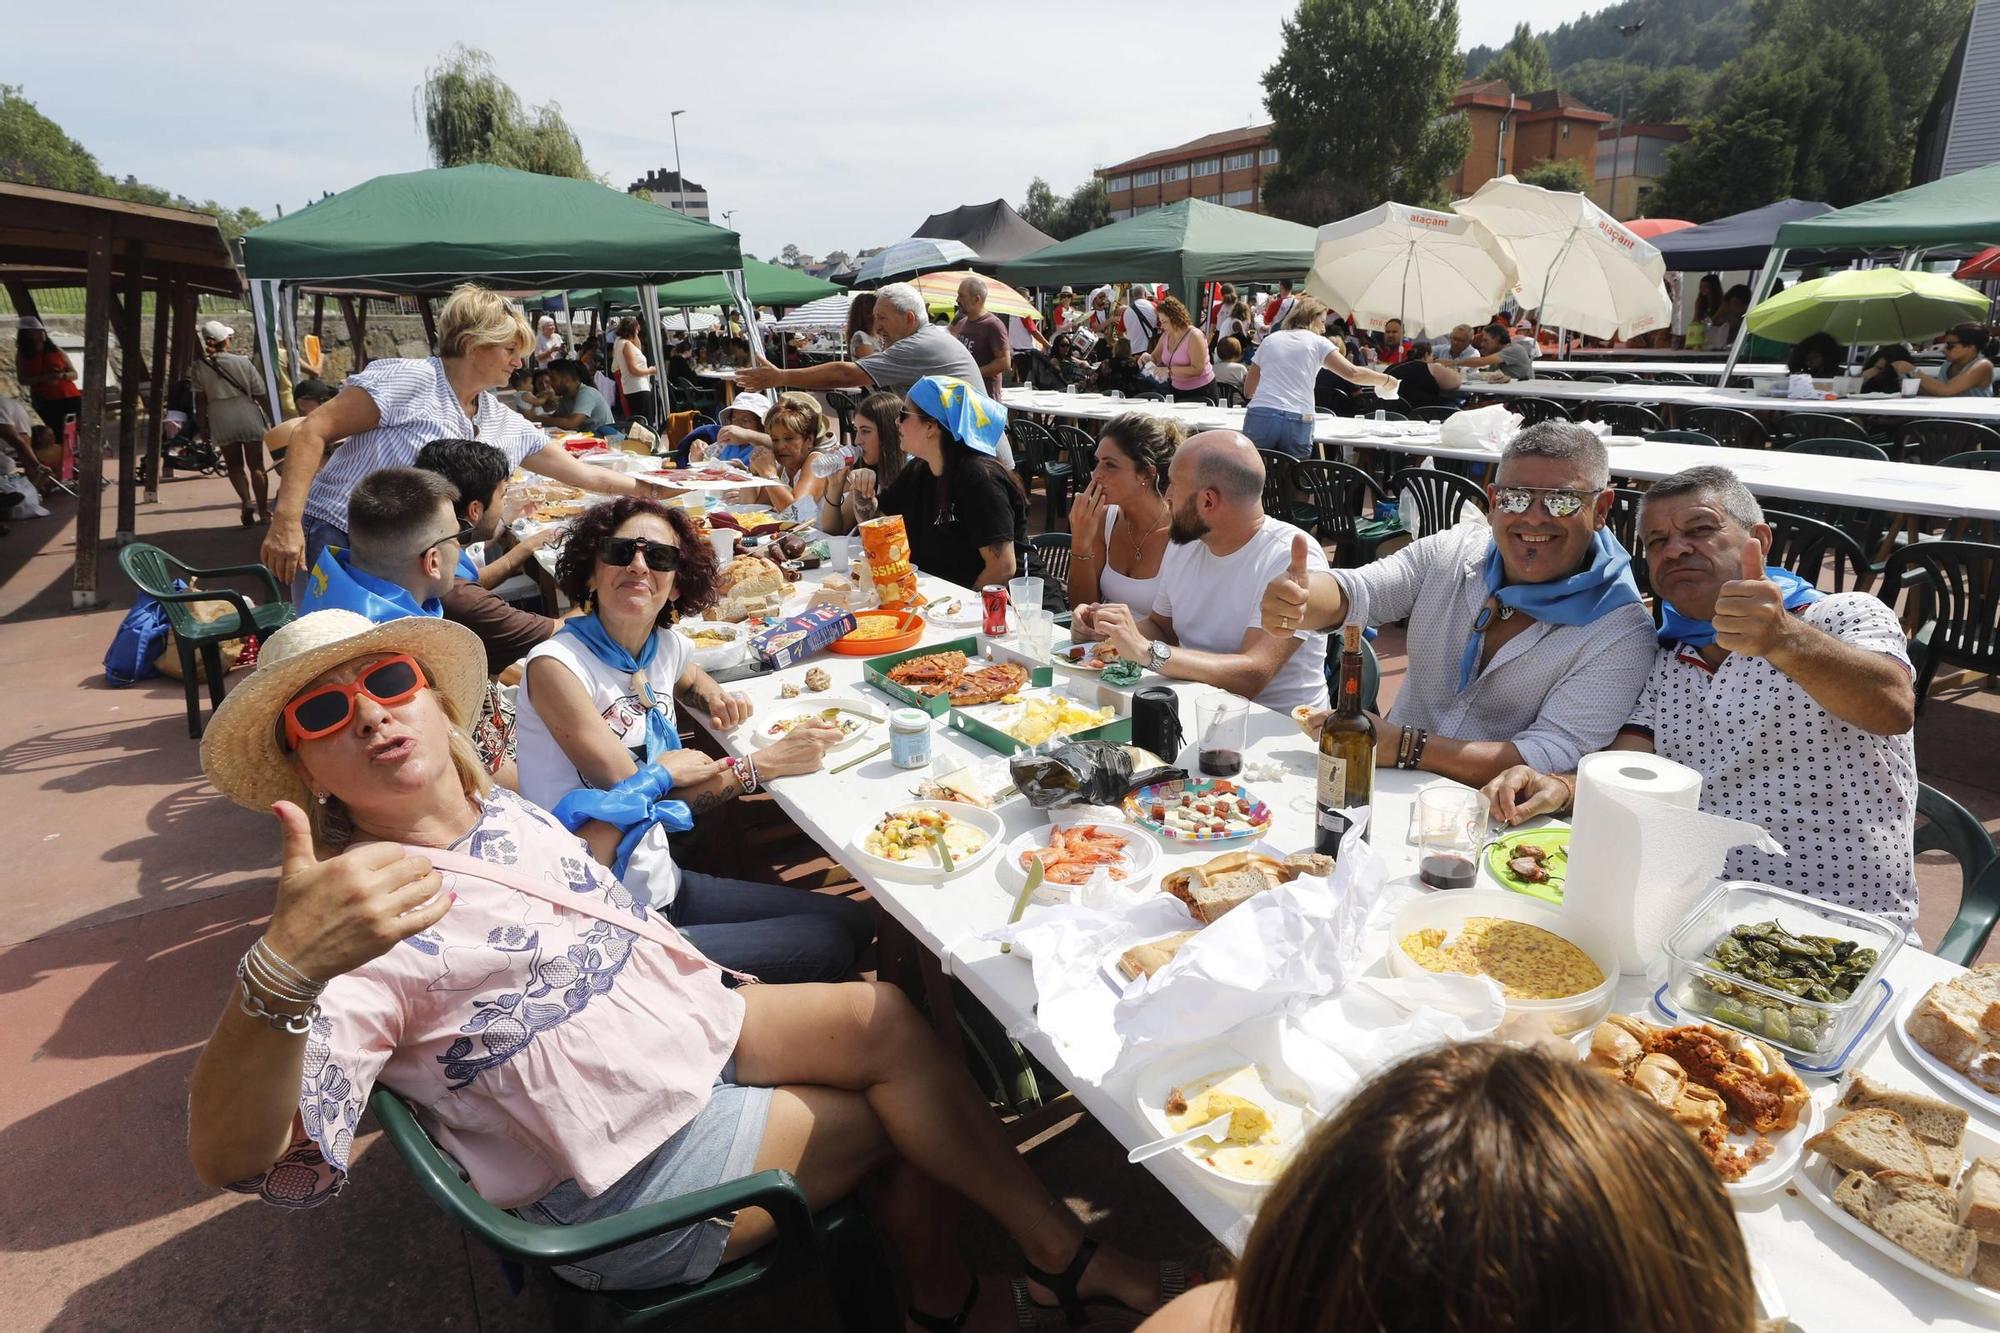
1916, 784, 2000, 966
117, 542, 295, 737
369, 1088, 899, 1332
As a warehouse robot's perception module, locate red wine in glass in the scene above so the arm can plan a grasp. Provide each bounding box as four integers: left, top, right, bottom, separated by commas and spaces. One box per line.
1199, 749, 1243, 778
1420, 853, 1477, 890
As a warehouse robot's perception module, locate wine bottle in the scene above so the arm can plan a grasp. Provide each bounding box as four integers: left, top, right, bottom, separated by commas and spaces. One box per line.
1315, 624, 1376, 857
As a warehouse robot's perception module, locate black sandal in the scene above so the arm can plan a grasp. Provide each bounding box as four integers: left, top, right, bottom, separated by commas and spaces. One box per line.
1017, 1237, 1189, 1327
908, 1274, 980, 1332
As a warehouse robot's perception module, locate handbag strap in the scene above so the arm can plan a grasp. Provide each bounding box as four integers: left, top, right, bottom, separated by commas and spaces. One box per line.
412, 844, 705, 964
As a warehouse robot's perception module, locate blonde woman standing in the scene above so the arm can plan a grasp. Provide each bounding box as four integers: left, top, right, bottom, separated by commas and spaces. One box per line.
190, 320, 274, 525
261, 285, 664, 586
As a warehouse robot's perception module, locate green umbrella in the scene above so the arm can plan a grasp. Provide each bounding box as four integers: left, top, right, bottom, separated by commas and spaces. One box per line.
1745, 268, 1988, 345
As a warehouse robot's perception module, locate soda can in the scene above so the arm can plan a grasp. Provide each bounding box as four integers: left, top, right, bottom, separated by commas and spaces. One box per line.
981, 584, 1010, 637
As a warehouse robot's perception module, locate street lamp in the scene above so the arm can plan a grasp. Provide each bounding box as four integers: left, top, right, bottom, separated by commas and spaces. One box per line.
670, 109, 688, 215
1606, 19, 1646, 220
721, 210, 736, 229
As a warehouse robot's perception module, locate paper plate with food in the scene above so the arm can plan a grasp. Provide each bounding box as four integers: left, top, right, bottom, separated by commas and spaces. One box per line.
1000, 822, 1159, 896
1486, 826, 1570, 904
1133, 1050, 1314, 1188
1893, 967, 2000, 1119
927, 595, 986, 629
1581, 1013, 1819, 1199
674, 619, 748, 671
744, 697, 882, 754
1794, 1071, 2000, 1306
850, 801, 1003, 880
1125, 778, 1272, 843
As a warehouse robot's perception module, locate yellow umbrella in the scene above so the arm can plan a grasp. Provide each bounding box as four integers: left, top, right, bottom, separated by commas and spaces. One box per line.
909, 270, 1041, 323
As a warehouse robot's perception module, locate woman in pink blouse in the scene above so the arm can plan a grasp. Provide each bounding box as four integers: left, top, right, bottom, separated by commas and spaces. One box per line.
186, 611, 1180, 1330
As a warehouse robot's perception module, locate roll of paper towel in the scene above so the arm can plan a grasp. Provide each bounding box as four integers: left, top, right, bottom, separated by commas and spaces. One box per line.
1562, 751, 1784, 974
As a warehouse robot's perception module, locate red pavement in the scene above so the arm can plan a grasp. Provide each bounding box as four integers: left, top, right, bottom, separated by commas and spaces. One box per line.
0, 469, 1993, 1330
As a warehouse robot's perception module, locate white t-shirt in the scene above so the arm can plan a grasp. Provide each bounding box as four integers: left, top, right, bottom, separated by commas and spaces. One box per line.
514, 627, 692, 815
1152, 516, 1330, 713
1245, 331, 1334, 419
1123, 299, 1159, 353
0, 396, 32, 437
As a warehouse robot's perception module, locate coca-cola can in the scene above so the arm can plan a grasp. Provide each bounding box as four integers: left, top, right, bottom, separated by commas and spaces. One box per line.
981, 584, 1010, 637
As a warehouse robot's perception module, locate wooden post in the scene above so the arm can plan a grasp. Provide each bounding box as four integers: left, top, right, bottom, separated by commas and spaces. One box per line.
338, 295, 366, 372
311, 293, 325, 339
418, 295, 438, 351
143, 275, 173, 503
72, 220, 113, 609
3, 280, 39, 323
165, 285, 197, 482
115, 242, 144, 541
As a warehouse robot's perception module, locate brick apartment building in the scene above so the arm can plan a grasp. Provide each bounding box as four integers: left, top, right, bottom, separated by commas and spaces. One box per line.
1591, 122, 1691, 219
1096, 125, 1280, 218
1447, 79, 1610, 198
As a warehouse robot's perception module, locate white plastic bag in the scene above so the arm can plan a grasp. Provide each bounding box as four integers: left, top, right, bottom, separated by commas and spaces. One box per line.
1437, 404, 1522, 452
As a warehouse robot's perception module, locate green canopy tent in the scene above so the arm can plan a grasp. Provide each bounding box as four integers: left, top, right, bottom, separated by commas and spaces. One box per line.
239, 164, 754, 414
536, 261, 841, 314
996, 198, 1317, 303
1721, 162, 2000, 377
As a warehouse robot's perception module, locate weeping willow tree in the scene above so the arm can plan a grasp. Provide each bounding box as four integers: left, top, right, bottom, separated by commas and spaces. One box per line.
415, 45, 596, 180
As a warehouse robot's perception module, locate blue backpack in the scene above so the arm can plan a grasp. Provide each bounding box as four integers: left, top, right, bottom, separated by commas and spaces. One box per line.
103, 584, 178, 686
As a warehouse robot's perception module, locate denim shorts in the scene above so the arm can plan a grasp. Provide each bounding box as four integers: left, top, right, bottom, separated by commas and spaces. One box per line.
1242, 405, 1316, 459
515, 1066, 774, 1291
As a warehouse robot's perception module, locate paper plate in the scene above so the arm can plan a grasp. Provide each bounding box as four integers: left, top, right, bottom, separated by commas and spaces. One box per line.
999, 821, 1159, 897
847, 800, 1004, 881
1124, 778, 1272, 843
1891, 984, 2000, 1120
1131, 1042, 1314, 1191
673, 619, 749, 673
742, 696, 882, 754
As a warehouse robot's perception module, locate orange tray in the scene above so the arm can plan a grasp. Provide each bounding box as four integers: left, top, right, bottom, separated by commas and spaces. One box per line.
828, 610, 925, 655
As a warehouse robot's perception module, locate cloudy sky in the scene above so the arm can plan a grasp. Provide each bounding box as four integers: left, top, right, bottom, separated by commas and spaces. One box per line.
15, 1, 1607, 260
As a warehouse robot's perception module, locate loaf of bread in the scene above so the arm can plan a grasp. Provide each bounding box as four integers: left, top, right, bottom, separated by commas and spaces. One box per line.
1960, 1158, 2000, 1243
1833, 1169, 1980, 1279
1907, 965, 2000, 1092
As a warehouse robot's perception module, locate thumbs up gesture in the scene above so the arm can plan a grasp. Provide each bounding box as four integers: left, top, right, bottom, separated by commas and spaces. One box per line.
262, 801, 453, 982
1260, 534, 1316, 636
1710, 533, 1791, 659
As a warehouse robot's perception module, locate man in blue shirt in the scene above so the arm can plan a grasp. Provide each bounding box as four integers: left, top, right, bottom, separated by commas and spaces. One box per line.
297, 467, 466, 621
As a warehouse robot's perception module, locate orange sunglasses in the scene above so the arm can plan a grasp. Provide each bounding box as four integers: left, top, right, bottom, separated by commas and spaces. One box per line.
282, 653, 430, 749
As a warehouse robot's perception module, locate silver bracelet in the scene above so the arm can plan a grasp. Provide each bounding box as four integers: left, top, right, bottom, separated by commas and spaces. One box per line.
235, 939, 324, 1035
237, 957, 320, 1035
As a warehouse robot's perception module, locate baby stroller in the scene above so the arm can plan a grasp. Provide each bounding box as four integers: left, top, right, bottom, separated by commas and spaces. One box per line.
159, 377, 225, 477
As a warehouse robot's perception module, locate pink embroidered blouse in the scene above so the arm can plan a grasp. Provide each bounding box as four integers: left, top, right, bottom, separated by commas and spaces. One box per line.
229, 787, 744, 1210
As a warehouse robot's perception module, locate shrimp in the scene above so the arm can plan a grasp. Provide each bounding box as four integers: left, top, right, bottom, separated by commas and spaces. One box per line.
1021, 824, 1132, 885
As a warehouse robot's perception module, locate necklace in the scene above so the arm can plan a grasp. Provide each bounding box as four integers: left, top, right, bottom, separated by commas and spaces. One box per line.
1120, 502, 1169, 566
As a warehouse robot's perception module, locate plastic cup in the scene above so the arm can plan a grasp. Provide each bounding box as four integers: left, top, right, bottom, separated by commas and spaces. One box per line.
706, 529, 736, 566
1007, 576, 1043, 631
1194, 695, 1249, 778
1901, 377, 1921, 397
1019, 607, 1054, 658
1417, 787, 1485, 890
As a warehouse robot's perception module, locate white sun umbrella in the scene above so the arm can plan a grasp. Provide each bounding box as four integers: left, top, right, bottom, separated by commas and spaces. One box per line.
659, 309, 721, 333
774, 292, 854, 332
1453, 175, 1672, 341
854, 237, 979, 285
1306, 202, 1519, 337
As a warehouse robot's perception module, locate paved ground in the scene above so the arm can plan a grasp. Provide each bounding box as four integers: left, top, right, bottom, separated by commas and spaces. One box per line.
1, 469, 1994, 1330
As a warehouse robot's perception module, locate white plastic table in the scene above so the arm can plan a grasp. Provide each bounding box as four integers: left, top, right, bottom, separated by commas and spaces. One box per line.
672, 571, 1992, 1330
1468, 377, 2000, 422
1534, 360, 1790, 379
999, 390, 2000, 523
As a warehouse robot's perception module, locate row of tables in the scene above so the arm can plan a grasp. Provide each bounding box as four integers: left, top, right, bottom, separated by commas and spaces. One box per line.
1471, 376, 2000, 423
999, 389, 2000, 525
661, 557, 1989, 1330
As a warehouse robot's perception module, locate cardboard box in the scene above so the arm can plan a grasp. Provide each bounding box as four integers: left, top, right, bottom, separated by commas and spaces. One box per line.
751, 604, 858, 670
948, 686, 1134, 755
862, 636, 1054, 716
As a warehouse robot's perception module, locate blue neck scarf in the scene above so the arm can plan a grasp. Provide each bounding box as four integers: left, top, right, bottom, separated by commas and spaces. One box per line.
456, 549, 480, 583
1458, 528, 1645, 692
1659, 569, 1823, 648
299, 548, 442, 623
549, 612, 691, 885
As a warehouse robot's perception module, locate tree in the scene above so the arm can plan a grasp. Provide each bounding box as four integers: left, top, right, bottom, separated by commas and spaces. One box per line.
415, 45, 594, 180
1021, 177, 1062, 235
1752, 0, 1970, 153
1483, 22, 1556, 94
779, 243, 802, 268
1631, 66, 1710, 122
1518, 158, 1590, 193
1018, 176, 1111, 240
1647, 108, 1795, 219
1260, 0, 1472, 223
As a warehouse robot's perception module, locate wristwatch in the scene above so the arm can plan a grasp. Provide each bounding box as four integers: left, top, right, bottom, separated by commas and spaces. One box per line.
1146, 639, 1172, 671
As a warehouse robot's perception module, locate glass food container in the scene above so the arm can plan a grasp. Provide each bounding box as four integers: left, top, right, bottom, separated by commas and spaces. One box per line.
1661, 881, 1904, 1063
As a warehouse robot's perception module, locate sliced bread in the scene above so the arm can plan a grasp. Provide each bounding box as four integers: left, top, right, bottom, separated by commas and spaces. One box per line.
1838, 1072, 1969, 1149
1974, 1242, 2000, 1290
1833, 1169, 1980, 1279
1188, 868, 1275, 924
1118, 931, 1197, 982
1908, 980, 1999, 1070
1807, 1109, 1933, 1181
1960, 1159, 2000, 1242
1924, 1141, 1966, 1187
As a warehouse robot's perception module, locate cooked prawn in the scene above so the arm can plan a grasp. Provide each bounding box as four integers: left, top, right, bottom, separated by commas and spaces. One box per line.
1021, 823, 1132, 885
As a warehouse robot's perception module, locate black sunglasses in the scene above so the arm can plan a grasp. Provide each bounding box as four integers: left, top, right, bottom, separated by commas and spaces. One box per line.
424, 525, 478, 556
597, 536, 682, 572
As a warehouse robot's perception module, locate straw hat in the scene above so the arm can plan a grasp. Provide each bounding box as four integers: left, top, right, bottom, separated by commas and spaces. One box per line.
199, 610, 488, 812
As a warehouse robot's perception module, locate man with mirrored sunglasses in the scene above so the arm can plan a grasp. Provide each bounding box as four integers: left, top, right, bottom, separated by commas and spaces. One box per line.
1258, 423, 1656, 785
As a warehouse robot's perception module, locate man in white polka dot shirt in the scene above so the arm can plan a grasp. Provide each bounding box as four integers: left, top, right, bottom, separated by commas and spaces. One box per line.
1484, 465, 1919, 923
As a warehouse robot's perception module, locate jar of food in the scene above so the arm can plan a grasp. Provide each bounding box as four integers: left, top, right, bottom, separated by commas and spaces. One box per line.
889, 708, 932, 769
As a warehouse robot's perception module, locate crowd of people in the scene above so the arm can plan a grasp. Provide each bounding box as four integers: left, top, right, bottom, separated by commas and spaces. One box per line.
4, 265, 1973, 1330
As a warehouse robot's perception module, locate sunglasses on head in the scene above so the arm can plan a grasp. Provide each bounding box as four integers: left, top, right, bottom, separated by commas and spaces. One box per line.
597, 536, 682, 572
1492, 485, 1597, 518
283, 654, 429, 749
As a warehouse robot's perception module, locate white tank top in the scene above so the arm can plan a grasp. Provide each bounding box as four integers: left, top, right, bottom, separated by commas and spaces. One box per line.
1096, 505, 1161, 617
513, 629, 690, 813
616, 339, 654, 394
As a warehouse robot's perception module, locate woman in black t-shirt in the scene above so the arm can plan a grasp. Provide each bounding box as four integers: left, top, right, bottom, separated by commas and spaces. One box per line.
877, 375, 1028, 590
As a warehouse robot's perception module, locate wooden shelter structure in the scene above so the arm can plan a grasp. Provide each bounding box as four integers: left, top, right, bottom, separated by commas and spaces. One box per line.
1, 182, 242, 607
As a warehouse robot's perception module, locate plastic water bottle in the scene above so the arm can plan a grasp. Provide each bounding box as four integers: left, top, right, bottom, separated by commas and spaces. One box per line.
810, 442, 861, 478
